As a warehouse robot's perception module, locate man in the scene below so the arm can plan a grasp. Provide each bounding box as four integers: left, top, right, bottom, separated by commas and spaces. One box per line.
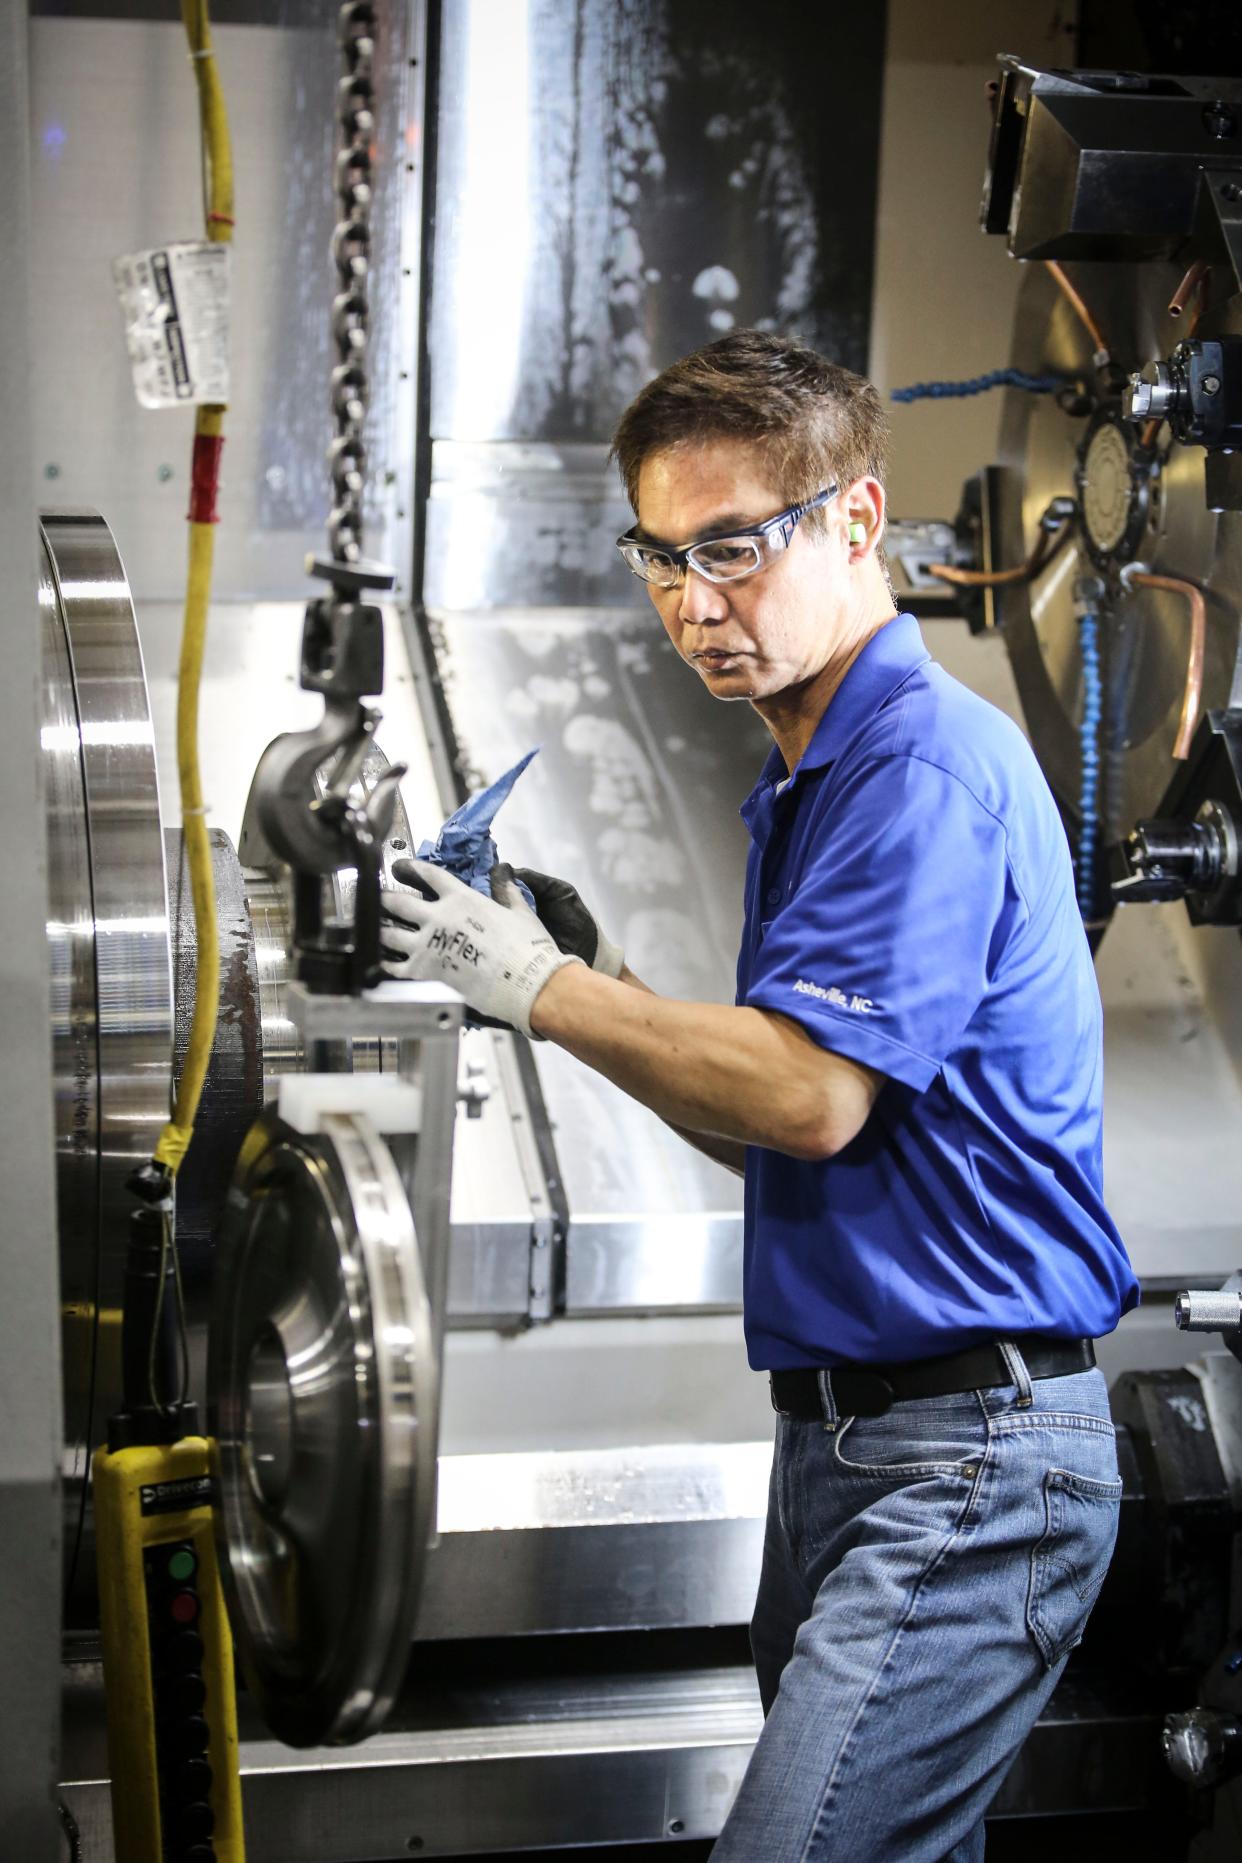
381, 330, 1139, 1860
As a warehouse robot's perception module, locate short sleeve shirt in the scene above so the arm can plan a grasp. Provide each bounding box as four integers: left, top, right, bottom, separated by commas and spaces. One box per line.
736, 613, 1138, 1369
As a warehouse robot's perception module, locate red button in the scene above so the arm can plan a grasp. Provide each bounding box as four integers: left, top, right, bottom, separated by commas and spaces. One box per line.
170, 1591, 199, 1625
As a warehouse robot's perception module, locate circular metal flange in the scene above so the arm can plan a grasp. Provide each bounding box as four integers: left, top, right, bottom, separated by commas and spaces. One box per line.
1075, 407, 1153, 569
208, 1107, 437, 1747
40, 510, 174, 1618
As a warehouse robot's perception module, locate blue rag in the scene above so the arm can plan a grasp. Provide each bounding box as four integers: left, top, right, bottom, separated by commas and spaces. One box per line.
415, 748, 538, 908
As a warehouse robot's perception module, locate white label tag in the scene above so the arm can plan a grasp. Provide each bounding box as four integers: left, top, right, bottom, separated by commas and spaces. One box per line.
112, 240, 231, 408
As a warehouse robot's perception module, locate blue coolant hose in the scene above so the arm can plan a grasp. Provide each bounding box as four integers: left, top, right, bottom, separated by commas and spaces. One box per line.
891, 368, 1064, 403
1076, 612, 1102, 918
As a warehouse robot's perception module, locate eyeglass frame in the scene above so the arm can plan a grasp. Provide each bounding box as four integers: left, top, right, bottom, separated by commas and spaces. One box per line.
615, 483, 840, 588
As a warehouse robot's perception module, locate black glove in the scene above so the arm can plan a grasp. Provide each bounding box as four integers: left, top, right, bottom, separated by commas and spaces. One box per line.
504, 866, 625, 978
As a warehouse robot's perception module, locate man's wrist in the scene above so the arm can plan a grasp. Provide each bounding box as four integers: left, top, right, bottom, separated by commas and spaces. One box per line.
529, 954, 600, 1038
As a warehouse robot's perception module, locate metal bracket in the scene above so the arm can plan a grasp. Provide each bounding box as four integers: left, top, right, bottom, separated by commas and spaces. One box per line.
244, 698, 408, 994
283, 978, 463, 1043
1194, 169, 1242, 301
491, 1032, 563, 1324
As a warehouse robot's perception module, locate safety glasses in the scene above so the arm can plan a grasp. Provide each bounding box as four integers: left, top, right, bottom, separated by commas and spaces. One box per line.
616, 484, 838, 588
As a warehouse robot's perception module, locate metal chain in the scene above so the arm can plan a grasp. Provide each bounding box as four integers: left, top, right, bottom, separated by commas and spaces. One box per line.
327, 1, 379, 568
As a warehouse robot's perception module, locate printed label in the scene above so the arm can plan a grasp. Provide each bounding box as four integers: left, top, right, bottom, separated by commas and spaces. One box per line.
113, 242, 231, 408
138, 1474, 213, 1517
793, 978, 874, 1013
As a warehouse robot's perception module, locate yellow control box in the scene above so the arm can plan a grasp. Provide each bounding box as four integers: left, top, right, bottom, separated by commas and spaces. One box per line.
93, 1435, 245, 1862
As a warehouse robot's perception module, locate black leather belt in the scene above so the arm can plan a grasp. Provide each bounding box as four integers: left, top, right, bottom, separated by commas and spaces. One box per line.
769, 1337, 1096, 1420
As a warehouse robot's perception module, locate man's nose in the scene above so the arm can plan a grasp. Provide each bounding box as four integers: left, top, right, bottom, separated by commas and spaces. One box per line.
677, 567, 728, 626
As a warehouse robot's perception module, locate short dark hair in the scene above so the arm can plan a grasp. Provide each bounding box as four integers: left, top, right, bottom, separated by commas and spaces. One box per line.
610, 329, 890, 538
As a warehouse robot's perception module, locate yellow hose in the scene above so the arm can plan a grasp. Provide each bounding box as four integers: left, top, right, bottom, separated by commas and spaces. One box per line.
153, 0, 233, 1176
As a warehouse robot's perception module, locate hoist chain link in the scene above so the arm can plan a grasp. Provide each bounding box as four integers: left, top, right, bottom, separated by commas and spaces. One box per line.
327, 0, 380, 570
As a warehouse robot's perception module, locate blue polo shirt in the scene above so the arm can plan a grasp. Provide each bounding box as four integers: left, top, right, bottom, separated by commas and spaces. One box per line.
737, 612, 1138, 1370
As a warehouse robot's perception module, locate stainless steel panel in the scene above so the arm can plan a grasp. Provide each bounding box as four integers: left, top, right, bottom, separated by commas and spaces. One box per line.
423, 604, 760, 1227
1095, 900, 1242, 1283
416, 1439, 768, 1637
61, 1661, 763, 1860
446, 1220, 537, 1325
28, 10, 425, 601
567, 1214, 743, 1314
438, 1313, 771, 1456
1, 9, 61, 1852
425, 440, 640, 610
418, 1515, 762, 1635
58, 1656, 1176, 1859
429, 0, 884, 444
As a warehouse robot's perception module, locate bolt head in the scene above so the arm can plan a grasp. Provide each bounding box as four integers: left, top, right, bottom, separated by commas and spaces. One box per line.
1127, 373, 1153, 418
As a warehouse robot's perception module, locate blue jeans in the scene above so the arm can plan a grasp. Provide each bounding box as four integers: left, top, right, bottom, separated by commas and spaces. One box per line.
713, 1357, 1121, 1862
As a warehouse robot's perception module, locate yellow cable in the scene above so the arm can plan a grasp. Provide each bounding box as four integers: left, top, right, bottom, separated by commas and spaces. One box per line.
153, 0, 233, 1176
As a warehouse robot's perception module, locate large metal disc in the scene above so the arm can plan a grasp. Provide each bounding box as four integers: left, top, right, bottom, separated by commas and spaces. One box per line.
208, 1108, 437, 1747
997, 262, 1242, 836
40, 510, 174, 1618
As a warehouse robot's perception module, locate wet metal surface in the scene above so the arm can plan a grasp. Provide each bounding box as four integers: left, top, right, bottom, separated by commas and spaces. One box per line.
40, 512, 173, 1618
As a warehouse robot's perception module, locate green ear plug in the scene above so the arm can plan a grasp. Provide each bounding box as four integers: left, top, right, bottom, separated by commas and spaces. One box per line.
848, 521, 866, 544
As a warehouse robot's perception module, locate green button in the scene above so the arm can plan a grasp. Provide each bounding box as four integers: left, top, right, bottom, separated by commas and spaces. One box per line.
168, 1548, 197, 1582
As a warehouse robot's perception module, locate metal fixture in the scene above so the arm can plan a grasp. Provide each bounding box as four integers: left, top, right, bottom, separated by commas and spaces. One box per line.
1076, 409, 1155, 567
1164, 1708, 1242, 1788
1176, 1285, 1242, 1338
982, 59, 1242, 286
1123, 337, 1242, 510
209, 1101, 441, 1746
247, 0, 404, 996
1112, 713, 1242, 924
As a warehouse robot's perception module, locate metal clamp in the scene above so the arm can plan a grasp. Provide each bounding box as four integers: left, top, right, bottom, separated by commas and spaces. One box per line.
246, 1, 402, 997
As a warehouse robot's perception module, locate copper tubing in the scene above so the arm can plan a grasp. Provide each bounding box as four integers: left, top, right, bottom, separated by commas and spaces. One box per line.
1168, 260, 1209, 320
1045, 259, 1110, 360
1141, 265, 1211, 449
1127, 571, 1207, 760
927, 520, 1073, 589
928, 561, 1033, 588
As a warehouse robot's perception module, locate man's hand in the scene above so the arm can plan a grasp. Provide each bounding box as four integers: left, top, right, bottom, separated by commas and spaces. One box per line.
382, 859, 582, 1035
511, 867, 624, 979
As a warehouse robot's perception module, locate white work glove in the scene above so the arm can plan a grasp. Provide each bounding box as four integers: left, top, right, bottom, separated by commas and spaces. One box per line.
381, 858, 583, 1036
512, 866, 625, 979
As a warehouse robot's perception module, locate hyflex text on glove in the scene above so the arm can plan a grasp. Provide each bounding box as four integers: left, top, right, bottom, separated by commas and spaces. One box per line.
381, 858, 582, 1036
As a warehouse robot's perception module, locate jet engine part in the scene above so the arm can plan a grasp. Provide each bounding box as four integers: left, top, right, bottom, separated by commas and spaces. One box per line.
41, 510, 176, 1620
208, 1107, 437, 1746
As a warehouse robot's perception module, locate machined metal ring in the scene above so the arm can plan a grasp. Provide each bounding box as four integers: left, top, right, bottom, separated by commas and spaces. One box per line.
208, 1107, 437, 1747
40, 510, 174, 1617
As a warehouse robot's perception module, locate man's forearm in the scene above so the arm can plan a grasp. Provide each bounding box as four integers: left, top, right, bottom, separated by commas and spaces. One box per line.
667, 1122, 746, 1176
615, 967, 745, 1173
529, 963, 876, 1161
